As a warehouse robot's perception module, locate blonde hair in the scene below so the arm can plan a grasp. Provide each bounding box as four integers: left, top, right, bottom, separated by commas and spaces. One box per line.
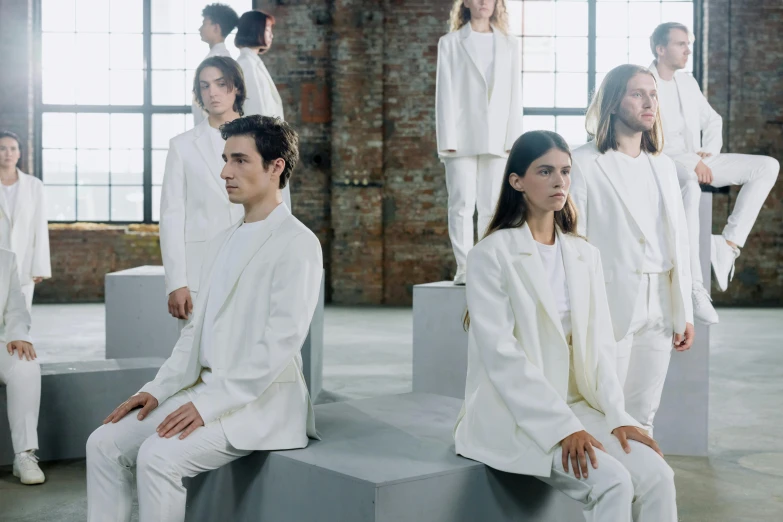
585, 64, 664, 155
449, 0, 509, 35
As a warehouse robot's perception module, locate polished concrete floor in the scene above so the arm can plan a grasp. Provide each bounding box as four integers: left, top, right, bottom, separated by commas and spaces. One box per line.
1, 305, 782, 521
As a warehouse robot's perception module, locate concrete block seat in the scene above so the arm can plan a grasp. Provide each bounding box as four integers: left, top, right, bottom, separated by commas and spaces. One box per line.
0, 357, 164, 466
184, 393, 582, 522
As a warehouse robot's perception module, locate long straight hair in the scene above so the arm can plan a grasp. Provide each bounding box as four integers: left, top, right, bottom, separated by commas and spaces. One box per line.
449, 0, 509, 35
585, 64, 664, 154
463, 131, 578, 330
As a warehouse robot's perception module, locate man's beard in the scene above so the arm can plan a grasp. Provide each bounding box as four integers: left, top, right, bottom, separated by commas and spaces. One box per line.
615, 109, 654, 133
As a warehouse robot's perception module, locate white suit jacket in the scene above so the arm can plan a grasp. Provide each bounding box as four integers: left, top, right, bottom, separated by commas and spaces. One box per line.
192, 42, 233, 127
436, 23, 523, 158
454, 225, 641, 478
0, 249, 32, 344
236, 47, 292, 210
649, 61, 723, 173
570, 142, 693, 340
159, 119, 245, 295
141, 204, 322, 451
0, 170, 51, 285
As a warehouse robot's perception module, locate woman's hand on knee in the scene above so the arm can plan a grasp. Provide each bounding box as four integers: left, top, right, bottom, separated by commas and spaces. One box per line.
6, 340, 36, 361
612, 426, 663, 458
561, 430, 605, 479
103, 392, 159, 425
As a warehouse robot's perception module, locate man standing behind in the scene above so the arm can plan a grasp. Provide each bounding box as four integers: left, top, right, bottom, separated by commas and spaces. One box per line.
192, 4, 239, 126
649, 22, 779, 324
161, 56, 245, 322
570, 64, 695, 435
87, 116, 322, 522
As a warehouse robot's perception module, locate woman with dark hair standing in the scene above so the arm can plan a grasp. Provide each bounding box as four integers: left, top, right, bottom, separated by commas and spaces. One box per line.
234, 10, 290, 209
454, 131, 677, 521
436, 0, 523, 284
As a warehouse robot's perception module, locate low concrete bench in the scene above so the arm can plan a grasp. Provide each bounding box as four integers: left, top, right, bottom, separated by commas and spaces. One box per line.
184, 393, 582, 522
411, 194, 714, 457
105, 266, 326, 399
0, 357, 164, 465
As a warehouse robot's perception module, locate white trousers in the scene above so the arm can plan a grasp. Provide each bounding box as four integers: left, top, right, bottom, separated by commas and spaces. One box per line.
678, 153, 779, 285
21, 283, 34, 313
616, 273, 674, 434
86, 388, 250, 522
444, 155, 507, 274
538, 402, 677, 522
0, 347, 41, 453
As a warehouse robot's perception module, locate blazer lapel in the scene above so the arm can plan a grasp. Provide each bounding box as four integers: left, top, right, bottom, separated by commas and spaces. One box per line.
0, 185, 9, 222
11, 170, 29, 223
489, 27, 508, 101
510, 224, 567, 344
192, 120, 227, 196
458, 23, 486, 87
594, 152, 648, 241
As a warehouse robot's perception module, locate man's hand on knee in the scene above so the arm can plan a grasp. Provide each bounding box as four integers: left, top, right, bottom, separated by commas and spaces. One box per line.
612, 426, 663, 458
168, 287, 193, 320
103, 392, 159, 424
157, 401, 204, 440
695, 160, 713, 184
7, 340, 36, 361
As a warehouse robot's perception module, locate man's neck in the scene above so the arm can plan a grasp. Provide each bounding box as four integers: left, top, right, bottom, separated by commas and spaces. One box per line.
654, 59, 677, 81
613, 121, 643, 158
208, 39, 225, 50
469, 19, 492, 33
244, 193, 284, 223
208, 111, 241, 128
526, 211, 556, 245
0, 166, 18, 183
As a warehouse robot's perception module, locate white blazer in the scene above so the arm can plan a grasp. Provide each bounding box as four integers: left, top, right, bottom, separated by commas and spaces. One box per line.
436, 23, 523, 158
141, 204, 322, 451
159, 119, 245, 295
0, 170, 51, 285
649, 61, 723, 173
236, 47, 292, 210
570, 142, 693, 340
454, 225, 640, 478
192, 42, 233, 127
0, 248, 32, 344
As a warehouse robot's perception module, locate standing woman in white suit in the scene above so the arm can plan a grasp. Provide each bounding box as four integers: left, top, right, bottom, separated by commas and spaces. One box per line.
0, 131, 51, 312
454, 131, 677, 521
234, 10, 291, 210
436, 0, 523, 284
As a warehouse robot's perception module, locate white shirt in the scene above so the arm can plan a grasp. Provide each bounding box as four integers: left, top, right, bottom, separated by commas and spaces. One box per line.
658, 78, 690, 157
198, 218, 265, 387
207, 124, 225, 161
2, 181, 19, 222
535, 237, 583, 406
611, 151, 673, 273
469, 30, 495, 94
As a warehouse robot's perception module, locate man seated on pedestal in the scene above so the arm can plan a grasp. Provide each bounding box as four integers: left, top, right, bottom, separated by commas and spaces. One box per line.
86, 115, 322, 522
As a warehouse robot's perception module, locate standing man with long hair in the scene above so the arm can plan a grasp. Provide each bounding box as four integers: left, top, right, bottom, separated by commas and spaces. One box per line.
570, 64, 695, 435
436, 0, 523, 284
235, 10, 291, 210
0, 131, 50, 312
455, 131, 676, 521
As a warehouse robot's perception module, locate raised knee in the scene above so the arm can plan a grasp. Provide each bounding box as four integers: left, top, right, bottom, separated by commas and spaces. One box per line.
763, 156, 780, 180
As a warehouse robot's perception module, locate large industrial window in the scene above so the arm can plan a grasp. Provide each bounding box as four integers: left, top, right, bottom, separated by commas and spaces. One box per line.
508, 0, 697, 147
35, 0, 250, 223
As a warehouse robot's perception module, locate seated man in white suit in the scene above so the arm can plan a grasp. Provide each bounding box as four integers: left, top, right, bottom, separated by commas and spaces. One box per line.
86, 116, 323, 522
0, 249, 45, 485
192, 3, 239, 126
570, 64, 694, 434
649, 22, 779, 324
455, 130, 676, 521
161, 56, 246, 322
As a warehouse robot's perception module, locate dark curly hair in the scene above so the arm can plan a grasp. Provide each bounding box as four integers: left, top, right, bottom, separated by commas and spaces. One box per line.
202, 4, 240, 38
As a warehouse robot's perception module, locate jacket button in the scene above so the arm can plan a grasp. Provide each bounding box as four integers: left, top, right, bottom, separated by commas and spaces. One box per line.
636, 269, 642, 275
639, 237, 645, 244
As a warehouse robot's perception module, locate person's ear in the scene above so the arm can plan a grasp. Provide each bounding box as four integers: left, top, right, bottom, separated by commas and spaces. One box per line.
508, 172, 524, 193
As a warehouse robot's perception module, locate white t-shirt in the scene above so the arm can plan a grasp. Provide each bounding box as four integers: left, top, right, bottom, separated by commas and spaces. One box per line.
198, 219, 266, 387
2, 181, 19, 221
611, 151, 673, 273
535, 237, 583, 406
657, 78, 689, 156
469, 30, 495, 93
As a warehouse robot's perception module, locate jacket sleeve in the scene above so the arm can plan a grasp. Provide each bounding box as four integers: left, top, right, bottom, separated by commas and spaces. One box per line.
504, 35, 524, 152
191, 232, 323, 424
693, 77, 723, 157
466, 246, 584, 454
588, 249, 643, 433
159, 140, 188, 295
569, 157, 588, 238
4, 253, 32, 343
240, 62, 264, 117
435, 38, 458, 153
31, 181, 52, 279
668, 158, 694, 326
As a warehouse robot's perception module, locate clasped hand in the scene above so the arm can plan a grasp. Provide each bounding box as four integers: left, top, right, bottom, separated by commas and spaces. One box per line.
103, 392, 204, 440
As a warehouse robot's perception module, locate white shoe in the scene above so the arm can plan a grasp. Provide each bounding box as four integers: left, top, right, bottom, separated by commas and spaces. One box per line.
692, 285, 719, 325
13, 451, 46, 485
453, 270, 466, 286
710, 235, 740, 292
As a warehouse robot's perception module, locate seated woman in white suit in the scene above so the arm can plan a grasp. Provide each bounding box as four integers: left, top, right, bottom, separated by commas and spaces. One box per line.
436, 0, 523, 284
234, 10, 291, 210
454, 131, 677, 521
